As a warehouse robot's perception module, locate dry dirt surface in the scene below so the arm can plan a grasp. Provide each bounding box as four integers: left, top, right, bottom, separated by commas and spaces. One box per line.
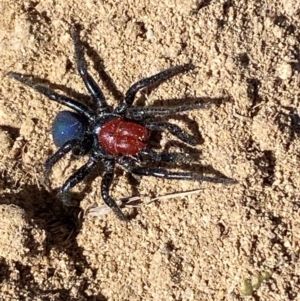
1, 0, 300, 300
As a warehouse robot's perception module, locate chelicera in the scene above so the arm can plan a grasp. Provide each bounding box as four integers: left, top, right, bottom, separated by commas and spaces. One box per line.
8, 27, 235, 221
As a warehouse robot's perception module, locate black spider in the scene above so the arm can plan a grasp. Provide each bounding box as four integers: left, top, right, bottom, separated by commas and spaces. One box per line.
8, 27, 236, 221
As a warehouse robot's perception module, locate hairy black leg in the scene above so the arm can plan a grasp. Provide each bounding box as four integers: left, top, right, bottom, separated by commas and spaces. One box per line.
115, 64, 194, 113
126, 101, 211, 120
139, 149, 193, 164
101, 160, 127, 221
71, 27, 109, 112
145, 121, 197, 146
124, 165, 236, 185
7, 72, 94, 121
44, 139, 80, 186
59, 156, 98, 206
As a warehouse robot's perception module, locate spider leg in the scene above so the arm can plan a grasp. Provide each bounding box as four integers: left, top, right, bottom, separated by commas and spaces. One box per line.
101, 160, 127, 221
59, 156, 98, 206
7, 72, 94, 121
71, 27, 109, 112
44, 139, 81, 186
120, 162, 236, 185
125, 102, 211, 120
115, 64, 194, 114
139, 149, 193, 164
145, 121, 197, 146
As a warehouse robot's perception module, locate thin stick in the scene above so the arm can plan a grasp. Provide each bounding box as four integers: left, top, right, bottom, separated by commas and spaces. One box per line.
85, 189, 203, 217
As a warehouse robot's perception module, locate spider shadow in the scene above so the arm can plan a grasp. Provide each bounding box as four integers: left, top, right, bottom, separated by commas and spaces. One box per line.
0, 182, 86, 258
0, 125, 20, 140
13, 73, 94, 109
12, 261, 107, 301
0, 178, 108, 300
279, 107, 300, 142
190, 0, 213, 14
0, 258, 9, 285
150, 95, 228, 117
147, 96, 228, 144
82, 37, 215, 115
140, 96, 228, 154
82, 37, 195, 108
82, 41, 124, 103
267, 106, 300, 153
162, 140, 229, 179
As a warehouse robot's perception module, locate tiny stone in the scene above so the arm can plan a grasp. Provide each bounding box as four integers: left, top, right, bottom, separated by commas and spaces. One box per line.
146, 28, 154, 40
276, 62, 292, 80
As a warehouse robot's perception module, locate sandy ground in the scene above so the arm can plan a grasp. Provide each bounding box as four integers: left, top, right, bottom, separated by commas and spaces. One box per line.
0, 0, 300, 300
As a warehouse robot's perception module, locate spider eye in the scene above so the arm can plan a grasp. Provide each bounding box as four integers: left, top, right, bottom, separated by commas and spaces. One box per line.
52, 110, 87, 147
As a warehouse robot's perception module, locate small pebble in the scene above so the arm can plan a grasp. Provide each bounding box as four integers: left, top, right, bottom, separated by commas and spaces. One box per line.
276, 62, 292, 80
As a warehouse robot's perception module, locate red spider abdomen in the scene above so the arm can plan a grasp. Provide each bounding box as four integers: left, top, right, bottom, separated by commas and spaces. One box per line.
99, 118, 149, 156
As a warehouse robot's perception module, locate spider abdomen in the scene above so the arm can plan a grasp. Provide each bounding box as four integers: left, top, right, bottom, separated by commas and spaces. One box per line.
99, 117, 149, 156
52, 110, 86, 147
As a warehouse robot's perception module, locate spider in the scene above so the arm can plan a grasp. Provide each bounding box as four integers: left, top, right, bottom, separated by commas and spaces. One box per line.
8, 27, 236, 221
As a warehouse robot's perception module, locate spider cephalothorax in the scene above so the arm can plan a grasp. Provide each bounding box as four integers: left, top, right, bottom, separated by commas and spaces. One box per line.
8, 27, 236, 221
